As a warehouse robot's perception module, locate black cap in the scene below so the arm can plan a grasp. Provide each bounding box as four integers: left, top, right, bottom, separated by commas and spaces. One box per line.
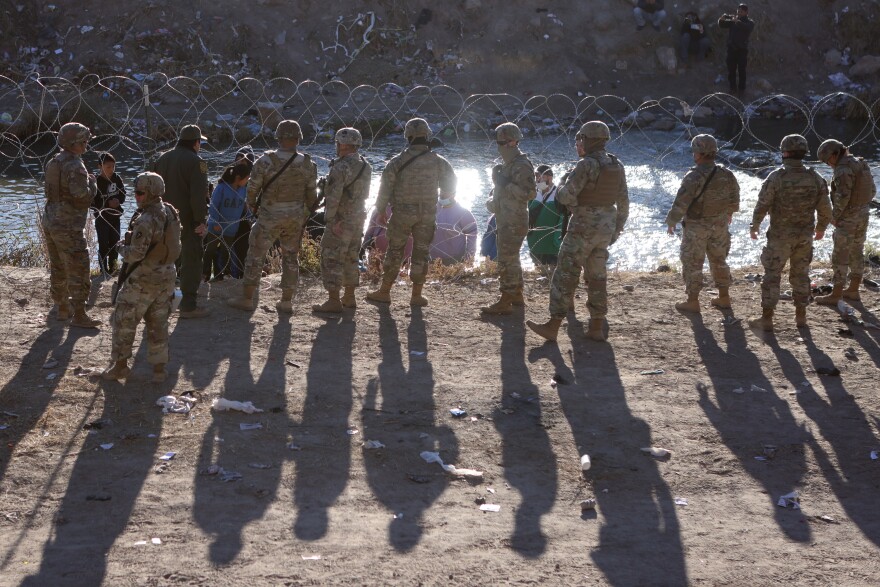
738, 3, 748, 10
536, 164, 553, 175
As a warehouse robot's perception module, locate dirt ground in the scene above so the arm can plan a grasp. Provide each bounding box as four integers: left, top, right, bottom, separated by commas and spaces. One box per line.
1, 264, 879, 586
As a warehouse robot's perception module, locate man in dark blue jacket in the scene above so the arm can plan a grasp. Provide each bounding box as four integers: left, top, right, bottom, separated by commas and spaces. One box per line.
719, 4, 755, 94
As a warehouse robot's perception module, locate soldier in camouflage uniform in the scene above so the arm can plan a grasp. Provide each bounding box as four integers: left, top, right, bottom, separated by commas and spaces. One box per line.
313, 128, 372, 313
480, 122, 536, 315
749, 134, 832, 332
102, 173, 181, 383
527, 121, 629, 341
228, 120, 318, 314
43, 122, 101, 329
366, 118, 456, 306
665, 134, 740, 313
814, 138, 876, 305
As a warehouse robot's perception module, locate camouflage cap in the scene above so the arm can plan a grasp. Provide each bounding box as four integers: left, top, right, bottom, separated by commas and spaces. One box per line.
57, 122, 91, 148
275, 120, 302, 141
495, 122, 523, 142
780, 134, 809, 154
576, 121, 611, 140
335, 127, 363, 147
404, 118, 431, 140
179, 124, 207, 142
691, 134, 718, 155
134, 172, 165, 198
816, 138, 846, 163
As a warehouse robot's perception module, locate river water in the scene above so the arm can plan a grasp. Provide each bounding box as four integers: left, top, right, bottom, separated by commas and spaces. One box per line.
1, 128, 878, 271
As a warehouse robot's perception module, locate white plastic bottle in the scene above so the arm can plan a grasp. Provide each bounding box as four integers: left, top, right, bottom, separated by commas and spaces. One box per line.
580, 454, 591, 471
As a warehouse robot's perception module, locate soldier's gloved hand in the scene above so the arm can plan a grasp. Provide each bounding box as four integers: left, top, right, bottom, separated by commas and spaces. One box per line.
123, 230, 132, 245
491, 164, 509, 189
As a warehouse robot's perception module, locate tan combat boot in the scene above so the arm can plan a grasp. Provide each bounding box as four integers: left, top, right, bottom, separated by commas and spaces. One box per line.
675, 293, 701, 313
510, 288, 525, 307
312, 289, 343, 313
227, 284, 257, 311
410, 283, 428, 307
70, 303, 101, 329
101, 360, 129, 381
586, 318, 606, 341
366, 280, 393, 303
711, 286, 732, 309
276, 288, 295, 313
56, 302, 70, 321
795, 305, 807, 328
152, 363, 167, 383
748, 308, 774, 332
341, 286, 357, 308
815, 284, 843, 306
842, 275, 861, 301
481, 292, 514, 315
526, 318, 562, 342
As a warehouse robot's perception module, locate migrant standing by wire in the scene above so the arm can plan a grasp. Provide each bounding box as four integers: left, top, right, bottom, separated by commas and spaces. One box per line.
429, 194, 478, 265
228, 120, 318, 313
527, 164, 565, 270
312, 127, 372, 313
749, 134, 831, 332
527, 121, 629, 342
366, 118, 457, 307
150, 124, 209, 318
718, 4, 755, 95
102, 172, 182, 383
43, 122, 101, 329
480, 122, 536, 315
92, 152, 126, 276
204, 159, 253, 281
814, 139, 877, 306
665, 134, 740, 313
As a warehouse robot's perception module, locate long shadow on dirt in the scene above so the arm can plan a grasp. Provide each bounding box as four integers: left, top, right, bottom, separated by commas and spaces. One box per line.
19, 377, 162, 586
292, 314, 354, 541
686, 312, 811, 542
489, 317, 557, 558
362, 305, 456, 552
767, 329, 880, 547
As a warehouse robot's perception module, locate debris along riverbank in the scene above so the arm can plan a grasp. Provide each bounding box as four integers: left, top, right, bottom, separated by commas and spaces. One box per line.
1, 264, 879, 585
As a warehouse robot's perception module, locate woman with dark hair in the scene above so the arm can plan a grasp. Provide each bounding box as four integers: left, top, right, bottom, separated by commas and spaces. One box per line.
203, 159, 252, 280
92, 152, 126, 275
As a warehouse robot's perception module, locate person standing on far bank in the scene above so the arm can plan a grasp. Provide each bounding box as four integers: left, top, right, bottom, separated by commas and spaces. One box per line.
719, 4, 755, 95
151, 124, 210, 318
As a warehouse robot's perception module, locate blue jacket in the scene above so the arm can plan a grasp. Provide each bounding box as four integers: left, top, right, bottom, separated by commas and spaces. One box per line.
208, 181, 249, 237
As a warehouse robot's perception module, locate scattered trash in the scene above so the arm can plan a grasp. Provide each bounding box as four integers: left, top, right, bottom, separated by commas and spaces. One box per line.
816, 367, 841, 377
580, 454, 591, 471
86, 494, 111, 501
479, 504, 501, 512
346, 427, 359, 435
159, 451, 177, 461
750, 384, 767, 393
580, 498, 597, 511
817, 515, 837, 524
363, 440, 385, 449
83, 419, 109, 430
42, 358, 58, 369
641, 447, 672, 459
844, 348, 858, 360
46, 373, 57, 380
486, 487, 495, 494
837, 300, 857, 322
837, 328, 854, 337
777, 490, 800, 509
240, 423, 263, 431
552, 374, 568, 385
449, 408, 467, 418
0, 425, 7, 430
674, 497, 689, 506
220, 469, 242, 482
623, 285, 635, 292
410, 351, 426, 357
151, 537, 162, 545
393, 512, 404, 519
156, 395, 196, 414
133, 540, 149, 546
744, 273, 763, 283
732, 387, 746, 394
73, 366, 94, 376
199, 464, 221, 475
640, 369, 664, 375
475, 496, 487, 505
754, 456, 767, 461
100, 443, 114, 450
2, 411, 19, 418
212, 398, 264, 414
420, 451, 484, 480
287, 442, 302, 451
248, 463, 272, 469
870, 450, 878, 461
652, 318, 673, 325
285, 360, 302, 368
301, 554, 322, 560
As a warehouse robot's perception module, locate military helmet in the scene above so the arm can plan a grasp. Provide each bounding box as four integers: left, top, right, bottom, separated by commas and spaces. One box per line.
816, 138, 845, 163
134, 172, 165, 198
495, 122, 523, 143
691, 134, 718, 155
404, 118, 431, 140
576, 121, 611, 140
57, 122, 91, 148
335, 127, 363, 147
275, 120, 302, 141
779, 134, 809, 154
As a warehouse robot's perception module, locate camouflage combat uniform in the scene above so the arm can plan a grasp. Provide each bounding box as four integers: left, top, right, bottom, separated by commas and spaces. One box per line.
751, 159, 831, 309
828, 154, 875, 287
243, 149, 318, 290
374, 145, 456, 285
321, 153, 372, 290
548, 149, 629, 319
43, 149, 97, 308
110, 181, 181, 366
488, 149, 535, 295
665, 162, 740, 296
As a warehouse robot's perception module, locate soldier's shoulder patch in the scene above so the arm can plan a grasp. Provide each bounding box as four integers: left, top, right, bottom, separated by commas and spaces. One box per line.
199, 161, 208, 175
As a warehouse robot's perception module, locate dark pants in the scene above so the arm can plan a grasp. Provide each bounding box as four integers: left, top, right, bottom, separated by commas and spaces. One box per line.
95, 213, 121, 274
726, 47, 748, 91
177, 225, 204, 311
